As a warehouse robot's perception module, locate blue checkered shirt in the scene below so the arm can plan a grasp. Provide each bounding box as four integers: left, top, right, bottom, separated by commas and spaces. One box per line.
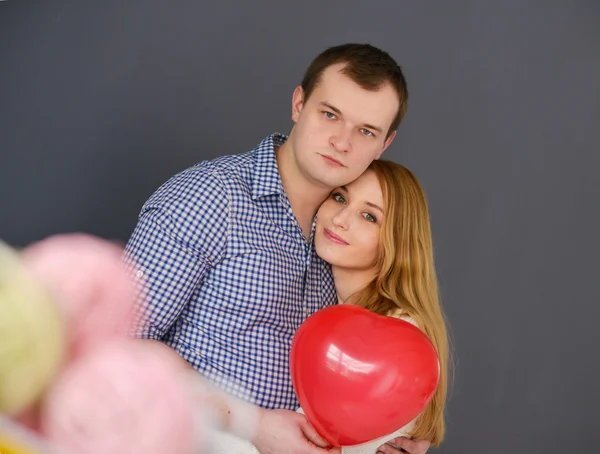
124, 133, 337, 410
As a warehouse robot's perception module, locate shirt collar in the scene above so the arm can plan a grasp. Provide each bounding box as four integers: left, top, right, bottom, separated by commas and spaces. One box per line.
251, 133, 288, 200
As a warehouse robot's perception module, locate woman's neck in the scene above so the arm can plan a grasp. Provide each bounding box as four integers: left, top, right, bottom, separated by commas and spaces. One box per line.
332, 266, 377, 305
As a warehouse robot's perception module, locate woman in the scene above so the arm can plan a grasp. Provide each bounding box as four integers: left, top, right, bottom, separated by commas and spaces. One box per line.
208, 160, 450, 454
312, 159, 449, 453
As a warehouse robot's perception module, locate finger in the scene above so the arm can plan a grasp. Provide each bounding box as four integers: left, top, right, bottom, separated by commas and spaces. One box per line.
377, 440, 409, 453
300, 420, 330, 448
390, 437, 429, 454
375, 444, 399, 454
303, 442, 339, 454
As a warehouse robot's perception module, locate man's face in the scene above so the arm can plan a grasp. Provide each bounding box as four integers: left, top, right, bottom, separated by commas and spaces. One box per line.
288, 63, 399, 189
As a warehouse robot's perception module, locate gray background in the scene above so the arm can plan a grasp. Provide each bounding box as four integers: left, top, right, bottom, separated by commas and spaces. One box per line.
1, 1, 599, 452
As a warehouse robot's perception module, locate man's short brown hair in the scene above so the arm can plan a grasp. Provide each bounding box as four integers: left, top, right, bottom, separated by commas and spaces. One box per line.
301, 43, 408, 139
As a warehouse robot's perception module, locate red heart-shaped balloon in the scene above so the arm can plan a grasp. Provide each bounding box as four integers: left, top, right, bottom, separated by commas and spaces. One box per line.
290, 304, 439, 447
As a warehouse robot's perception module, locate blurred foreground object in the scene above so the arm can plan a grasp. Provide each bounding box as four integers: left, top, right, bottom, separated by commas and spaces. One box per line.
0, 241, 66, 416
40, 339, 198, 454
21, 233, 135, 358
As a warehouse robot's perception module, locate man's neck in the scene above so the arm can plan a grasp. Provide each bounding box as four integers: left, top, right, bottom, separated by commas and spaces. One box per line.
332, 266, 376, 305
276, 140, 332, 240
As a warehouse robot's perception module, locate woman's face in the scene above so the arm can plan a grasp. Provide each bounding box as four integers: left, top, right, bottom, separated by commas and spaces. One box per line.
315, 169, 384, 272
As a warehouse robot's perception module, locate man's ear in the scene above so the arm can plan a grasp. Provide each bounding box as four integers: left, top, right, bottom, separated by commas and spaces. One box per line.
376, 130, 397, 159
291, 86, 305, 123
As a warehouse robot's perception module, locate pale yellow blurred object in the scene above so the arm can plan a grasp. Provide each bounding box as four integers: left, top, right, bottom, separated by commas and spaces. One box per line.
0, 431, 39, 454
0, 241, 66, 415
0, 414, 59, 454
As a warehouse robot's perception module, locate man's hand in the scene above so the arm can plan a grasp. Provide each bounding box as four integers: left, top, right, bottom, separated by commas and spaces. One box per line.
377, 437, 431, 454
252, 409, 341, 454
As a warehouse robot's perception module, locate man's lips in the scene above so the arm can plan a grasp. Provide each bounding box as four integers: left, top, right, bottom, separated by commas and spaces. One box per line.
321, 154, 344, 167
324, 228, 349, 245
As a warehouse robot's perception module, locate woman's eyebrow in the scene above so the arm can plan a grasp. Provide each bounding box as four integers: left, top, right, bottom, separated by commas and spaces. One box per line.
365, 201, 383, 213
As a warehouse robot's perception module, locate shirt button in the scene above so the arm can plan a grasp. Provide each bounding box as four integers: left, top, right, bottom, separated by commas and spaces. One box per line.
136, 270, 144, 278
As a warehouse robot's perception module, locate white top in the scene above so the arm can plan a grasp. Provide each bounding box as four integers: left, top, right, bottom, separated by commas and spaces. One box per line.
203, 310, 422, 454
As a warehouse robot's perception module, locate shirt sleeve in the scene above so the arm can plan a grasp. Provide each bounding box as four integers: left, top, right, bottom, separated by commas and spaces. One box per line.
123, 165, 229, 340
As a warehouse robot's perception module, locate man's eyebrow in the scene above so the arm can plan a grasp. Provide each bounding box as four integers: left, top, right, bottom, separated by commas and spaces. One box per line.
320, 102, 383, 133
321, 102, 342, 116
362, 123, 383, 133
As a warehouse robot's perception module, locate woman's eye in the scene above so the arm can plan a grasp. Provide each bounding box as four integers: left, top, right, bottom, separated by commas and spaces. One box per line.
363, 212, 377, 223
332, 193, 346, 204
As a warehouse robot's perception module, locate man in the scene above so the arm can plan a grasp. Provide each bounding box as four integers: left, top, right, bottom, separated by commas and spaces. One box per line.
124, 43, 431, 454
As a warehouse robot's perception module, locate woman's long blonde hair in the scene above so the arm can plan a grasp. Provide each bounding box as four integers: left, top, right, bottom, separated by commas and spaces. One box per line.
351, 160, 450, 446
